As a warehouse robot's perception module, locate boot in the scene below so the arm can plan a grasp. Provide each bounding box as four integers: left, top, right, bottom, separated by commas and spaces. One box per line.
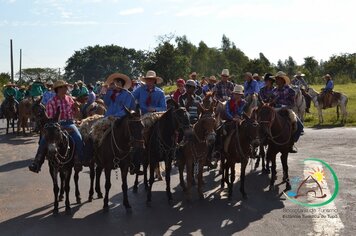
28, 151, 46, 173
289, 145, 298, 153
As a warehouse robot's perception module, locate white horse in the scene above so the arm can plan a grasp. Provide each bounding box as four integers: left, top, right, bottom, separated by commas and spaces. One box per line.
307, 87, 348, 124
291, 85, 306, 123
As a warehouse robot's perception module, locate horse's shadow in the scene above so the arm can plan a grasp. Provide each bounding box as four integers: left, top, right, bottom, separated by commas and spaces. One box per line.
0, 159, 32, 173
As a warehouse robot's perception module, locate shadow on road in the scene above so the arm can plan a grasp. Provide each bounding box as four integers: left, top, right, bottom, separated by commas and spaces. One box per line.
0, 159, 32, 173
0, 167, 285, 235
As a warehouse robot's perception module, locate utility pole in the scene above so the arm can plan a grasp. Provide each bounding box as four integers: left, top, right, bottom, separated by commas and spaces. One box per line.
19, 49, 22, 81
10, 39, 14, 83
58, 68, 61, 80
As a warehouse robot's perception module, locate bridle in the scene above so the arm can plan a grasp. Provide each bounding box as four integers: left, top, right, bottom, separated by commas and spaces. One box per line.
193, 113, 216, 144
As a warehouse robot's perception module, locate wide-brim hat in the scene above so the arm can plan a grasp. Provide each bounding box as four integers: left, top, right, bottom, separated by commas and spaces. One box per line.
274, 71, 290, 85
5, 82, 14, 87
208, 76, 217, 83
323, 74, 331, 79
189, 72, 197, 79
140, 70, 163, 84
46, 80, 54, 86
20, 85, 26, 90
252, 73, 260, 78
232, 85, 244, 95
105, 73, 132, 90
221, 69, 230, 77
185, 79, 197, 87
264, 73, 275, 82
295, 71, 305, 77
77, 80, 84, 85
53, 80, 70, 89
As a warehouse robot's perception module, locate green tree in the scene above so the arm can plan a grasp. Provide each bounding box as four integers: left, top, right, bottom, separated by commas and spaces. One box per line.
18, 68, 59, 82
0, 72, 10, 85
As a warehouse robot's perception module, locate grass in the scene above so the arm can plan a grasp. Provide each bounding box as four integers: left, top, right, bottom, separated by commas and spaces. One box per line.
163, 83, 356, 127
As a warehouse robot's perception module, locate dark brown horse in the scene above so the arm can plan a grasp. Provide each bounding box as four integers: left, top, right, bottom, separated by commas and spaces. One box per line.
94, 109, 145, 211
144, 104, 191, 206
220, 112, 260, 200
178, 105, 216, 201
42, 108, 75, 215
257, 104, 293, 191
4, 95, 17, 134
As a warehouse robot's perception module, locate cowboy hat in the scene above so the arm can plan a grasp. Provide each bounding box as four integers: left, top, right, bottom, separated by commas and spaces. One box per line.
20, 85, 26, 90
245, 72, 253, 79
5, 82, 14, 87
221, 69, 230, 77
53, 80, 70, 89
185, 79, 197, 87
252, 73, 260, 78
263, 73, 275, 82
189, 72, 197, 79
232, 85, 244, 95
323, 74, 332, 79
105, 73, 132, 90
46, 80, 54, 86
295, 71, 305, 77
274, 71, 290, 85
208, 76, 217, 83
140, 70, 163, 84
77, 80, 84, 85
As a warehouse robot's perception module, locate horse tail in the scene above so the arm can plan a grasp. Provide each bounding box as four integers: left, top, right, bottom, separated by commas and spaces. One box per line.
336, 105, 339, 120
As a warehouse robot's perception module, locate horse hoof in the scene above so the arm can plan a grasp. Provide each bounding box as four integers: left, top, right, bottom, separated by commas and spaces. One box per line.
157, 177, 163, 181
76, 198, 81, 204
88, 197, 93, 202
285, 185, 292, 191
65, 208, 72, 215
59, 196, 64, 202
53, 209, 59, 216
103, 206, 109, 213
97, 193, 103, 199
199, 194, 205, 200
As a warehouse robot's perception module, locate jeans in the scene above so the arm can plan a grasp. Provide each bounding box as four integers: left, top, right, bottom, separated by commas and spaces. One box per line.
37, 120, 84, 162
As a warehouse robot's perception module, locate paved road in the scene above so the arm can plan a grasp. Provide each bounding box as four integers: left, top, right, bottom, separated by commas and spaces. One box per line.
0, 120, 355, 236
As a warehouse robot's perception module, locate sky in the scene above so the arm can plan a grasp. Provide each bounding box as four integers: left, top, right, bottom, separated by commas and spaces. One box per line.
1, 0, 355, 76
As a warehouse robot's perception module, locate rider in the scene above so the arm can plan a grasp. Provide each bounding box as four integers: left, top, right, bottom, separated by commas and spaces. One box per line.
1, 82, 18, 118
213, 69, 234, 102
29, 80, 84, 173
132, 70, 167, 115
321, 74, 334, 108
244, 72, 259, 100
253, 73, 265, 92
178, 79, 203, 125
202, 76, 217, 96
29, 77, 46, 98
71, 83, 81, 98
103, 73, 142, 175
259, 73, 275, 103
292, 71, 312, 113
41, 81, 56, 106
272, 71, 303, 153
173, 78, 186, 103
189, 72, 203, 97
81, 84, 96, 117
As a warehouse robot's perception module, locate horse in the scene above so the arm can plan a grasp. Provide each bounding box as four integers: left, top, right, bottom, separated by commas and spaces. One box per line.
93, 109, 145, 211
220, 112, 260, 200
144, 104, 191, 206
73, 98, 106, 120
291, 85, 306, 123
307, 87, 348, 124
244, 94, 259, 117
41, 108, 76, 215
3, 95, 17, 134
178, 104, 216, 201
257, 104, 295, 191
17, 98, 33, 135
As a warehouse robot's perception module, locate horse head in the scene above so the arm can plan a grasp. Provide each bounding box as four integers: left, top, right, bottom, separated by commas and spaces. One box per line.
171, 106, 191, 131
240, 111, 260, 147
194, 103, 216, 145
43, 107, 64, 155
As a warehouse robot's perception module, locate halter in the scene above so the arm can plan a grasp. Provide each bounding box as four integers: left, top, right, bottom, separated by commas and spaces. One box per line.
258, 106, 292, 146
192, 113, 216, 144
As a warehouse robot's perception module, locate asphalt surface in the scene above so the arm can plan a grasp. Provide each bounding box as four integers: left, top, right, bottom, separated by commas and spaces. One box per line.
0, 119, 355, 236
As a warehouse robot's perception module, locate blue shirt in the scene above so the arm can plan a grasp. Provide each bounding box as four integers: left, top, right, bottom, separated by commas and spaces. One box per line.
256, 80, 265, 92
225, 98, 246, 120
88, 91, 96, 104
104, 89, 135, 117
41, 90, 56, 105
244, 80, 259, 96
325, 80, 334, 91
202, 84, 215, 96
132, 85, 167, 115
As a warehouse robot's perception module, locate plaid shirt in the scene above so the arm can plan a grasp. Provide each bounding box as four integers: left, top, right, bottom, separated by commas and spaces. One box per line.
273, 85, 295, 108
46, 95, 75, 120
213, 81, 234, 101
259, 86, 275, 102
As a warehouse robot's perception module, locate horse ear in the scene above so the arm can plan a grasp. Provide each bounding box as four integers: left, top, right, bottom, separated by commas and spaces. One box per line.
54, 106, 60, 122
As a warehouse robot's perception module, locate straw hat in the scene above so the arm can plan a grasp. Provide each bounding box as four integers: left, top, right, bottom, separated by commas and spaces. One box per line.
140, 70, 163, 84
20, 85, 26, 90
274, 71, 290, 85
208, 76, 217, 83
77, 80, 84, 85
323, 74, 331, 79
46, 80, 54, 86
253, 73, 260, 78
105, 73, 132, 90
5, 82, 14, 87
185, 79, 197, 87
232, 85, 244, 95
295, 71, 305, 77
245, 72, 253, 79
221, 69, 230, 77
53, 80, 70, 89
189, 72, 197, 79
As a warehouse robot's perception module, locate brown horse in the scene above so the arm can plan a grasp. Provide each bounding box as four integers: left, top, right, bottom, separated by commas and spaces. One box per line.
17, 98, 33, 135
178, 104, 216, 201
94, 109, 145, 211
3, 95, 17, 134
257, 104, 293, 191
220, 112, 260, 200
73, 98, 106, 120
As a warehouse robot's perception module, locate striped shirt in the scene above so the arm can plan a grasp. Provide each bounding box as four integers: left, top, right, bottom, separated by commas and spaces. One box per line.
46, 95, 75, 120
179, 93, 202, 124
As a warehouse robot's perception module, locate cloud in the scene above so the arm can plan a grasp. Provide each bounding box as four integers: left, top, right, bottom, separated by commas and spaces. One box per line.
119, 7, 144, 16
53, 21, 98, 25
175, 5, 217, 17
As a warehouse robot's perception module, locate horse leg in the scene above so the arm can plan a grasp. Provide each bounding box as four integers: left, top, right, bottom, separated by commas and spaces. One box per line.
165, 160, 173, 204
121, 165, 131, 210
133, 174, 139, 193
103, 168, 111, 211
65, 169, 72, 214
268, 149, 277, 191
95, 165, 103, 198
318, 107, 323, 124
12, 118, 15, 133
228, 164, 235, 200
220, 156, 226, 189
280, 152, 291, 191
336, 105, 340, 121
198, 161, 204, 200
178, 154, 187, 192
143, 161, 149, 191
74, 170, 81, 204
186, 159, 193, 202
59, 171, 65, 202
6, 118, 9, 134
146, 163, 155, 206
88, 162, 95, 202
49, 166, 59, 215
240, 160, 248, 200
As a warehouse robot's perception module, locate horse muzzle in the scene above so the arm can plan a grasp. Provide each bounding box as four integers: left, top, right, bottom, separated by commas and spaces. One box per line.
251, 138, 260, 148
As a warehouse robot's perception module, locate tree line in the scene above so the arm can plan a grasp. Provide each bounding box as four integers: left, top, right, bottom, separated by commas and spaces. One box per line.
2, 34, 356, 86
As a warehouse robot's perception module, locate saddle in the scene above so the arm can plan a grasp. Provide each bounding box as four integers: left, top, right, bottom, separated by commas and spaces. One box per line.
90, 116, 116, 146
318, 91, 340, 109
78, 114, 104, 141
276, 108, 297, 134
